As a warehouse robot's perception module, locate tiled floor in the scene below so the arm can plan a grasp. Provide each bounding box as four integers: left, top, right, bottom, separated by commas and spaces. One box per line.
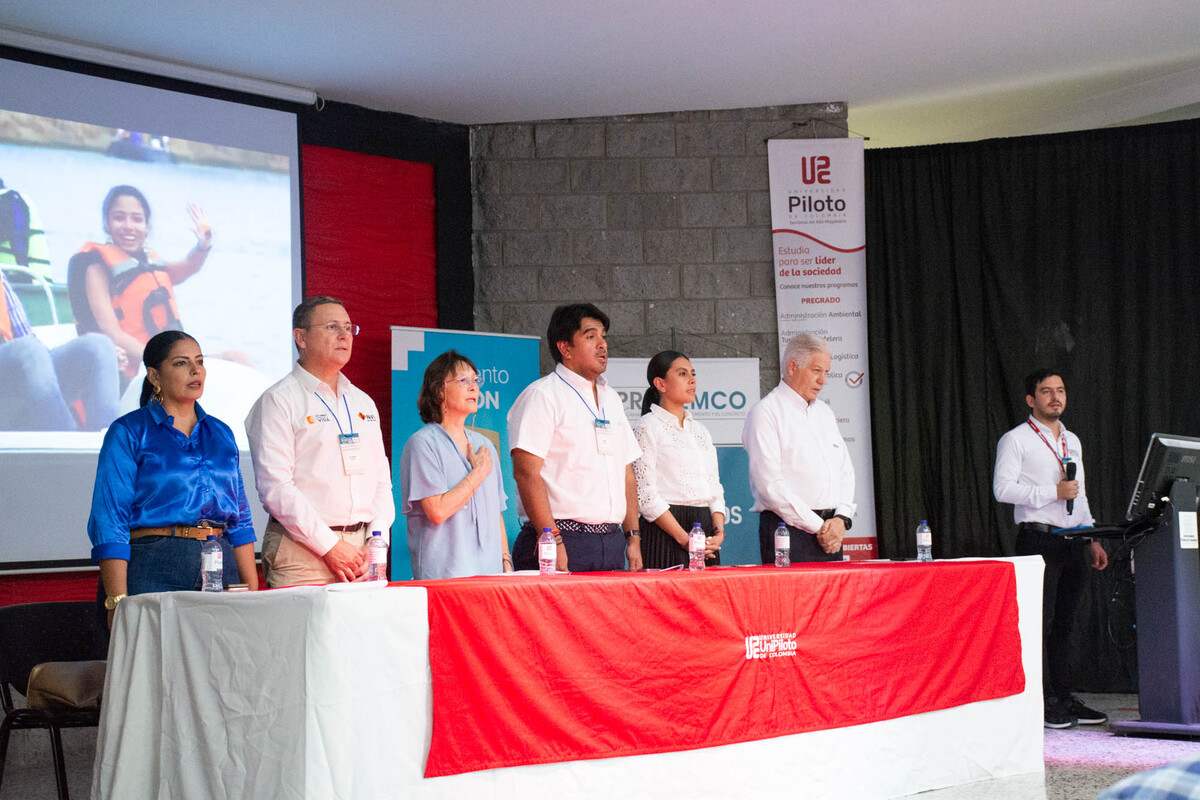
2, 694, 1196, 799
902, 694, 1200, 800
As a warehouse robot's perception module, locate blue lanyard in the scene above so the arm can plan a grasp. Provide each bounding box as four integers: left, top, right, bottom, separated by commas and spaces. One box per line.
314, 392, 355, 437
556, 373, 608, 425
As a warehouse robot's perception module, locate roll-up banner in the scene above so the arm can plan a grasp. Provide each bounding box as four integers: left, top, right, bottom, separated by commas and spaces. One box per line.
390, 327, 541, 579
768, 139, 877, 559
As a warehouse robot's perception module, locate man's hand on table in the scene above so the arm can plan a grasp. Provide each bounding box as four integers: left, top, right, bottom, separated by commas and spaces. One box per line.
816, 517, 846, 554
626, 537, 643, 571
324, 539, 366, 582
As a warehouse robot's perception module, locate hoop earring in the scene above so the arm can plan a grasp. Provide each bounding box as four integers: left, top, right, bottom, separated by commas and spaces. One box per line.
153, 383, 164, 403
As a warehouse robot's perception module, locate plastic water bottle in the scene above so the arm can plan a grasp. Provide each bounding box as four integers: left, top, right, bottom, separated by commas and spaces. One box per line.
200, 535, 223, 592
366, 531, 388, 581
688, 522, 706, 571
538, 527, 556, 575
774, 523, 791, 568
916, 520, 933, 562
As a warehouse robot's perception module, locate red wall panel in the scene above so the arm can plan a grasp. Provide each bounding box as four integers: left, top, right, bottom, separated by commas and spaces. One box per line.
301, 144, 438, 455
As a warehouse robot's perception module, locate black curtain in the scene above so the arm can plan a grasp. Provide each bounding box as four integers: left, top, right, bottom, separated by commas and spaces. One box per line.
865, 119, 1200, 691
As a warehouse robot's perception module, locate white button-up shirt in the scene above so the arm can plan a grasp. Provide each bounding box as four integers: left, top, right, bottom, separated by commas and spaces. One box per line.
993, 416, 1094, 527
633, 404, 726, 521
742, 382, 856, 533
507, 363, 640, 525
245, 364, 395, 557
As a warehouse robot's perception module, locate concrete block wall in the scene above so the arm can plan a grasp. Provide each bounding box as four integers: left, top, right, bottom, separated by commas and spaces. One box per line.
472, 102, 848, 392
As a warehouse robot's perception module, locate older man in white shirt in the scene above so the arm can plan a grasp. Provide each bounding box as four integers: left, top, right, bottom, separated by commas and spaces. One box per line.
245, 296, 394, 586
743, 334, 855, 563
508, 303, 642, 573
993, 368, 1108, 729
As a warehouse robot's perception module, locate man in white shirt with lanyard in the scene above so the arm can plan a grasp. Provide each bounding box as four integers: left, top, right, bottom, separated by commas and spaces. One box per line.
508, 303, 642, 572
743, 333, 855, 562
245, 295, 394, 586
993, 368, 1109, 729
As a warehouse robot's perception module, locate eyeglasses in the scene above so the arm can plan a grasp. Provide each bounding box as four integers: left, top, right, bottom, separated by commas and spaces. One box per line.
445, 376, 481, 388
307, 322, 360, 337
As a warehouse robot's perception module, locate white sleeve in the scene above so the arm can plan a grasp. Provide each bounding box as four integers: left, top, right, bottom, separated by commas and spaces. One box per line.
743, 402, 824, 533
702, 427, 727, 519
831, 419, 857, 521
993, 432, 1057, 510
365, 399, 396, 542
1070, 441, 1096, 526
632, 421, 670, 521
245, 391, 340, 556
508, 385, 555, 459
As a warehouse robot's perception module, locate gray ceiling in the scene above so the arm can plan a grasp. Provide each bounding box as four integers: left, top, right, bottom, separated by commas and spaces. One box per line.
5, 1, 1200, 146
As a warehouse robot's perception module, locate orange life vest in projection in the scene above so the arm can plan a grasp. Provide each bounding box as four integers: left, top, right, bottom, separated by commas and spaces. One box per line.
0, 279, 13, 344
68, 242, 181, 341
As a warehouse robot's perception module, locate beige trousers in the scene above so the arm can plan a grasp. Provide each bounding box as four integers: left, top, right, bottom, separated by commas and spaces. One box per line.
261, 519, 367, 588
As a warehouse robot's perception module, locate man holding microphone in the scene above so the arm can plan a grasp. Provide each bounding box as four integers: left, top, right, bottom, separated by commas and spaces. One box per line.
994, 368, 1108, 729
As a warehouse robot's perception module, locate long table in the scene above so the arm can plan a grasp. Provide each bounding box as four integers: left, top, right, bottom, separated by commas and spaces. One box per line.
91, 558, 1044, 800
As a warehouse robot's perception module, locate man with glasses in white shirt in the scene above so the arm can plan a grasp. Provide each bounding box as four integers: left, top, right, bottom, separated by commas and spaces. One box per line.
743, 334, 855, 562
245, 295, 394, 586
508, 303, 643, 573
994, 368, 1109, 729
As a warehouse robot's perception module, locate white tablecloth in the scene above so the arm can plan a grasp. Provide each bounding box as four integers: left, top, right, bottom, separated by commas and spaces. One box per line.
92, 557, 1044, 799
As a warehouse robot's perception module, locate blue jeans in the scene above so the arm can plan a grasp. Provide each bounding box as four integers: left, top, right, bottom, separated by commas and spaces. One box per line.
127, 535, 240, 594
96, 536, 241, 627
0, 333, 119, 430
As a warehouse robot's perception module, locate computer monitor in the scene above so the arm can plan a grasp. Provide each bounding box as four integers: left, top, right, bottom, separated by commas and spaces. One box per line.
1126, 433, 1200, 520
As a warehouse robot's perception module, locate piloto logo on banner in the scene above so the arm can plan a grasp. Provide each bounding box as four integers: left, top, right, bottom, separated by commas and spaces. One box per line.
744, 632, 798, 660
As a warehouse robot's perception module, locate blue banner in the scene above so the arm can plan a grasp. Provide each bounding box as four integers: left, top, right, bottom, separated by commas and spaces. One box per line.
714, 446, 758, 565
389, 327, 541, 580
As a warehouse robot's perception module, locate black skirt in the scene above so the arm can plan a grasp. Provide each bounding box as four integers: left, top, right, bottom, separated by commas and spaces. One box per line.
639, 504, 720, 569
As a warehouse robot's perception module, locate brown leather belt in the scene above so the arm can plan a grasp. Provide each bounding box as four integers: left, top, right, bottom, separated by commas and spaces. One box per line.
130, 524, 224, 541
268, 517, 365, 533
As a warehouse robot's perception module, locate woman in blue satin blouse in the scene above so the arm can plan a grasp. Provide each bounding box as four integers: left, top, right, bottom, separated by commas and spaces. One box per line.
88, 330, 258, 622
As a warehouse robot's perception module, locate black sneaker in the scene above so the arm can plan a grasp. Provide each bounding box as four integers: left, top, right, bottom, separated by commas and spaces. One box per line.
1064, 696, 1108, 725
1044, 702, 1077, 729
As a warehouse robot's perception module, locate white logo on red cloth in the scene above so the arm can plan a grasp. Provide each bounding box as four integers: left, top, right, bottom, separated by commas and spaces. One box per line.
744, 632, 798, 660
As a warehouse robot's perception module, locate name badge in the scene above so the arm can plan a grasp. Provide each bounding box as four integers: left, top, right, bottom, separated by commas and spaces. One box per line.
338, 432, 365, 475
595, 419, 613, 455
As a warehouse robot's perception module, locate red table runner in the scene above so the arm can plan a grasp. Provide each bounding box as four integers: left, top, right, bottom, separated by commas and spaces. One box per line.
421, 561, 1024, 777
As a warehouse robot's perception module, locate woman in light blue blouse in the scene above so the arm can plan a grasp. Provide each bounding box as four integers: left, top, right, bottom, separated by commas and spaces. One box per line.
89, 330, 258, 621
400, 350, 510, 579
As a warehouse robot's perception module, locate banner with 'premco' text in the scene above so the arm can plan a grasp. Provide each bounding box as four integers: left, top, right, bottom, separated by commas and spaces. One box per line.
768, 138, 877, 558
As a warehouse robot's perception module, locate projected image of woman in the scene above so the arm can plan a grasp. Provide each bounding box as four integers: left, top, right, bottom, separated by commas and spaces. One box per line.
632, 350, 727, 569
67, 185, 213, 378
88, 330, 258, 626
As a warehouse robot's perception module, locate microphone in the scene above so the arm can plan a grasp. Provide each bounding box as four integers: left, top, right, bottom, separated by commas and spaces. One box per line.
1064, 457, 1077, 515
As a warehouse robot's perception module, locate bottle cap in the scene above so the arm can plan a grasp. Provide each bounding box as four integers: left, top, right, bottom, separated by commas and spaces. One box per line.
542, 527, 552, 532
371, 531, 381, 537
206, 534, 217, 541
919, 519, 927, 525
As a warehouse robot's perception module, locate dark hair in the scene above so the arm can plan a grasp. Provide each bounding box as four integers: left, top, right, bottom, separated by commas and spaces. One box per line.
292, 295, 346, 330
417, 350, 479, 423
641, 350, 689, 415
140, 330, 198, 407
546, 303, 609, 364
102, 185, 151, 229
1024, 368, 1064, 398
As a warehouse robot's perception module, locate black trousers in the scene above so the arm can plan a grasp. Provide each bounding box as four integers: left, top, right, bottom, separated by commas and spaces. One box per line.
758, 509, 843, 563
1015, 524, 1089, 706
639, 505, 719, 569
512, 521, 626, 572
